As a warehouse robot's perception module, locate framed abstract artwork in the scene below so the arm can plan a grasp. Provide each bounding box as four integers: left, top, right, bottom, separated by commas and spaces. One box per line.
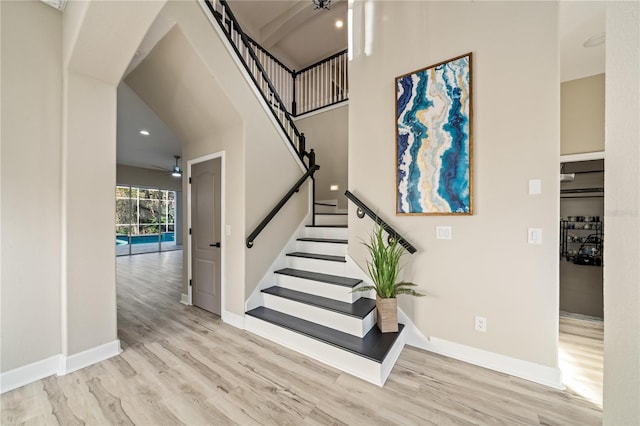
395, 53, 473, 215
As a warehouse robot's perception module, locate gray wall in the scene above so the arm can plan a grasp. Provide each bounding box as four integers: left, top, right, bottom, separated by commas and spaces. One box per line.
349, 1, 560, 371
295, 104, 349, 208
1, 0, 63, 372
603, 2, 640, 424
561, 74, 605, 155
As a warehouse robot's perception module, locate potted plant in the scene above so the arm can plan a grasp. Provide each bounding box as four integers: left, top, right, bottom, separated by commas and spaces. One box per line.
354, 223, 423, 332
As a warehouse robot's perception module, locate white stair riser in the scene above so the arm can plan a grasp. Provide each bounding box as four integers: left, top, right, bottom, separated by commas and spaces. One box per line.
304, 227, 348, 240
296, 241, 347, 256
262, 293, 375, 338
276, 275, 359, 303
315, 204, 338, 214
287, 256, 346, 275
315, 214, 348, 226
245, 315, 406, 386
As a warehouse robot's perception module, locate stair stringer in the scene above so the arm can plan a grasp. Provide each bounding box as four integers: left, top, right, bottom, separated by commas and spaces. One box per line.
245, 210, 312, 313
196, 0, 306, 174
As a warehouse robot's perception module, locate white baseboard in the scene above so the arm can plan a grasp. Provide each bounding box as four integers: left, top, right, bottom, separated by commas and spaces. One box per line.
180, 293, 190, 305
1, 339, 122, 394
58, 340, 122, 376
0, 355, 60, 394
222, 310, 245, 329
407, 335, 564, 390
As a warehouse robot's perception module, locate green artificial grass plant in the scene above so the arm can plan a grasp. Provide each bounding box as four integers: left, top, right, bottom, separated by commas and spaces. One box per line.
354, 223, 424, 299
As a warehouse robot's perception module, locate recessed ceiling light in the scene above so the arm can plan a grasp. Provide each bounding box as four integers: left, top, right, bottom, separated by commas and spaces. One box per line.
330, 184, 339, 191
139, 129, 150, 136
583, 32, 605, 48
335, 19, 344, 29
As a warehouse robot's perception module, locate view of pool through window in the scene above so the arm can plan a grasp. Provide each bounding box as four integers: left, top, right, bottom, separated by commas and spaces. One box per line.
116, 185, 180, 256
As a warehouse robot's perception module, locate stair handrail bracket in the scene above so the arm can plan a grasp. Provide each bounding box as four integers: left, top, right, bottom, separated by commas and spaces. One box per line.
344, 190, 417, 254
247, 164, 320, 248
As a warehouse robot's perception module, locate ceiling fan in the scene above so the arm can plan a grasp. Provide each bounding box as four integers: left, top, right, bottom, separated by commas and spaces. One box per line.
150, 155, 183, 178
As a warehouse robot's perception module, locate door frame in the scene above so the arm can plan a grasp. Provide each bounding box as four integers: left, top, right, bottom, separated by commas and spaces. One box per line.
186, 151, 226, 318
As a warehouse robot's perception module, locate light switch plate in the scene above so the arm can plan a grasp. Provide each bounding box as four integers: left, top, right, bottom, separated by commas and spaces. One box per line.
436, 226, 452, 240
226, 225, 231, 236
528, 228, 542, 244
528, 179, 542, 195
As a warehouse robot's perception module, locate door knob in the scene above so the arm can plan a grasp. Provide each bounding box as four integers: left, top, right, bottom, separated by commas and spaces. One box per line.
210, 242, 221, 248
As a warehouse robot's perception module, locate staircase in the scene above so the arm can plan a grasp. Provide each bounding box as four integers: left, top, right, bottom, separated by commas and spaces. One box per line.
245, 212, 406, 386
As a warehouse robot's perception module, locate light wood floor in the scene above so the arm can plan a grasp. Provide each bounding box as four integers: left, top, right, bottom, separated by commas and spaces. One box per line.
2, 251, 603, 425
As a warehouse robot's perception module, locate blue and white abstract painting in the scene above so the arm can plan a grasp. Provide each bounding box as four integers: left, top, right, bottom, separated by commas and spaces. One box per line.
396, 53, 472, 215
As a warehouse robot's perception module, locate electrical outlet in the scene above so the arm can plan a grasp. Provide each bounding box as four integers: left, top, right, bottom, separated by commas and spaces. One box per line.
475, 316, 487, 333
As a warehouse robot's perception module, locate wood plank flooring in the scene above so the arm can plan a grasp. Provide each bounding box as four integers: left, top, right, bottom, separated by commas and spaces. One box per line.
1, 251, 603, 425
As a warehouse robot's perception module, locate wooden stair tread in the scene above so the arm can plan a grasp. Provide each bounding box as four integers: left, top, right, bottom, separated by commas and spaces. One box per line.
297, 237, 348, 244
306, 225, 347, 228
262, 286, 375, 318
286, 252, 346, 262
315, 212, 347, 216
245, 307, 403, 363
274, 268, 361, 288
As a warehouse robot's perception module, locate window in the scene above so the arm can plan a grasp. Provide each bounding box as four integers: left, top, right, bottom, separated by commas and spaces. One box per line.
116, 185, 179, 256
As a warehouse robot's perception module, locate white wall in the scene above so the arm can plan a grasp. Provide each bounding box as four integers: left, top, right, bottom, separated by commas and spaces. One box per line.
1, 0, 63, 372
349, 1, 560, 371
603, 2, 640, 424
295, 104, 349, 208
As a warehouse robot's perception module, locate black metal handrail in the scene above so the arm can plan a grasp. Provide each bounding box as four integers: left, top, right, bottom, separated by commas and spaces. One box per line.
247, 164, 320, 248
295, 49, 349, 75
204, 0, 303, 155
344, 190, 417, 254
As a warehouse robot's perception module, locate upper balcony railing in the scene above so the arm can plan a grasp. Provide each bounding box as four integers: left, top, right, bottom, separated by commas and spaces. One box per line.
294, 49, 349, 116
206, 0, 348, 118
205, 0, 303, 155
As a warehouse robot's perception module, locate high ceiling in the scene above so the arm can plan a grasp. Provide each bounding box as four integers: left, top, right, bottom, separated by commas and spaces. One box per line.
229, 0, 348, 70
117, 1, 605, 171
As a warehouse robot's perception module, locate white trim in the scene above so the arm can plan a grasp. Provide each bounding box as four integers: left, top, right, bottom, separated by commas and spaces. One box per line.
398, 307, 431, 348
196, 0, 306, 173
0, 355, 60, 394
380, 329, 406, 384
560, 151, 605, 163
222, 310, 245, 329
2, 340, 123, 393
408, 336, 564, 390
58, 340, 122, 376
293, 100, 349, 121
187, 152, 226, 316
180, 293, 190, 305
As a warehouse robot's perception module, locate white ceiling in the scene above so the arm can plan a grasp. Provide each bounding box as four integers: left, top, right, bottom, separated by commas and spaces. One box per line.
117, 1, 605, 170
229, 0, 348, 69
116, 82, 182, 171
559, 1, 606, 82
